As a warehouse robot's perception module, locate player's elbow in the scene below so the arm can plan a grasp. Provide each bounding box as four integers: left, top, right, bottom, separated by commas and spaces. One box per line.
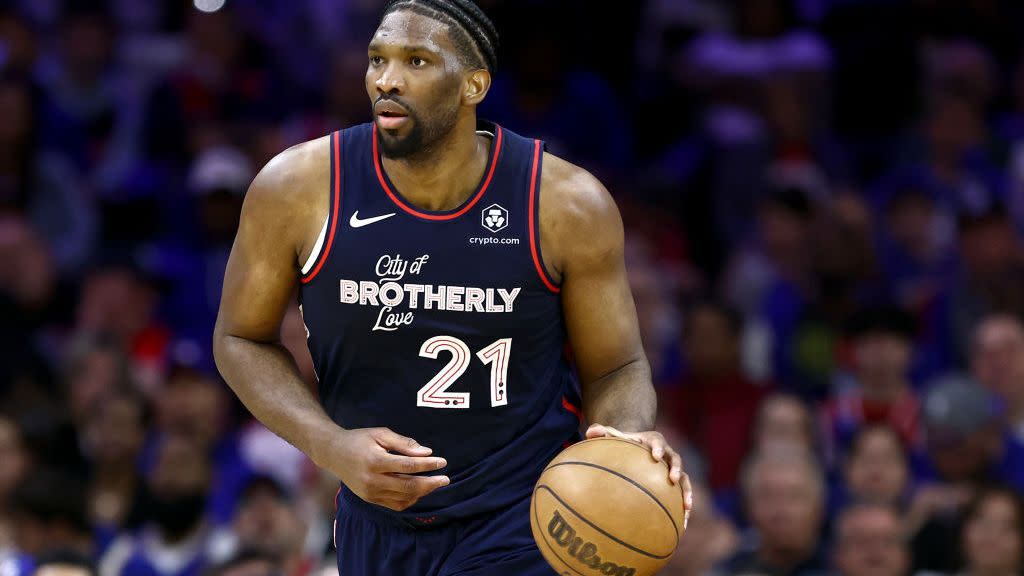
211, 318, 237, 375
211, 327, 227, 373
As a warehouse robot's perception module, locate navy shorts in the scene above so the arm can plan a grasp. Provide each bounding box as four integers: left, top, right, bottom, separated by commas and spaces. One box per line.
334, 490, 557, 576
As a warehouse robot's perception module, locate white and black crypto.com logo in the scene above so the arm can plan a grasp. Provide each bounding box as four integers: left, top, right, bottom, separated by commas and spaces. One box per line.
481, 203, 508, 233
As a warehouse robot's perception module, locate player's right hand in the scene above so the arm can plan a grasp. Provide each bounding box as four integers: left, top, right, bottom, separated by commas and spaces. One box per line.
327, 427, 449, 512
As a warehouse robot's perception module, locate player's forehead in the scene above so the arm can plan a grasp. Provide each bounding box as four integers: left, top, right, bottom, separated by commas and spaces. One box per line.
369, 10, 455, 55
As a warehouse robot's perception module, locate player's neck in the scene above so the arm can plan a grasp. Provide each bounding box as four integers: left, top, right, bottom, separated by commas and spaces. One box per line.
381, 116, 489, 212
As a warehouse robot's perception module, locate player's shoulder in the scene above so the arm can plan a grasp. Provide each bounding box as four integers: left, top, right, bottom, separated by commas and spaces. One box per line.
249, 135, 332, 203
238, 134, 334, 255
539, 151, 621, 234
243, 134, 332, 224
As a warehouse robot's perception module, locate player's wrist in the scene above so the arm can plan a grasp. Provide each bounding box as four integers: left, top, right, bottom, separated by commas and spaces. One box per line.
306, 419, 350, 468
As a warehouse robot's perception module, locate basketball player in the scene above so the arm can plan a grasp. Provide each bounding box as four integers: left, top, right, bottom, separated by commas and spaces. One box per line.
213, 1, 691, 574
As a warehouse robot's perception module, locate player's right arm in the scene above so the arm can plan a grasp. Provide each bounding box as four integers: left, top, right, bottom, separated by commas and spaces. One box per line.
213, 137, 448, 512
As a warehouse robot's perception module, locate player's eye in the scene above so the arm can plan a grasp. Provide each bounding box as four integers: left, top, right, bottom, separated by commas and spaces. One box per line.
411, 57, 426, 67
369, 55, 384, 66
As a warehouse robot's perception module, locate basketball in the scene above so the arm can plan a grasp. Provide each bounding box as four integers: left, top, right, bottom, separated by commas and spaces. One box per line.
530, 437, 686, 576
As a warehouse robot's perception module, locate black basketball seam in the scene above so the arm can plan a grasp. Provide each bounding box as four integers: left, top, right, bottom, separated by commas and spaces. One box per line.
544, 438, 673, 475
532, 489, 592, 576
545, 461, 681, 538
534, 484, 674, 560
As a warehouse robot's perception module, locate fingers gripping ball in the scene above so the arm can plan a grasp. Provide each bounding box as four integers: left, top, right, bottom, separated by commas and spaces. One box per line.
530, 437, 686, 576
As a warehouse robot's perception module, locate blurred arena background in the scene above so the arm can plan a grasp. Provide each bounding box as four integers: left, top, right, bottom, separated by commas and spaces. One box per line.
1, 1, 1024, 575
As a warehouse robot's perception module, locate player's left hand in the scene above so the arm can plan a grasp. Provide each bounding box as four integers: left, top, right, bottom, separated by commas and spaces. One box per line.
586, 424, 693, 523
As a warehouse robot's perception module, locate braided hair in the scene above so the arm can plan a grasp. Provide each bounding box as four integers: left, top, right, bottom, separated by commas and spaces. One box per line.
380, 0, 499, 73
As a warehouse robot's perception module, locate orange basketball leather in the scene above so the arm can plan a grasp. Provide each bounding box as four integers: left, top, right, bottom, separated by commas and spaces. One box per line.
530, 437, 686, 576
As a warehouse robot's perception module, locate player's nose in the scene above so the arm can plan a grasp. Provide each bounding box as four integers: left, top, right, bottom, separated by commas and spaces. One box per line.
375, 63, 405, 95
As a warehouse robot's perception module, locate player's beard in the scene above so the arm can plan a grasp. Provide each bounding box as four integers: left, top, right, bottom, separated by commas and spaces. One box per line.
377, 97, 459, 162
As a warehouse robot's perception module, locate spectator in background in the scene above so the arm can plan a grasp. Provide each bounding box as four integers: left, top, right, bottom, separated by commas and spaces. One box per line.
39, 2, 143, 197
100, 435, 219, 576
873, 89, 1003, 228
999, 48, 1024, 138
61, 333, 133, 427
687, 0, 831, 248
0, 415, 28, 510
627, 241, 681, 382
952, 487, 1024, 576
76, 265, 171, 395
1005, 53, 1024, 233
0, 8, 39, 76
31, 550, 96, 576
141, 3, 274, 170
724, 186, 815, 319
0, 215, 60, 402
154, 368, 250, 525
719, 446, 828, 576
740, 394, 817, 522
9, 470, 92, 560
0, 71, 94, 276
304, 469, 344, 574
189, 147, 249, 256
662, 299, 768, 494
925, 41, 997, 114
832, 502, 909, 576
161, 146, 252, 345
235, 412, 313, 500
752, 393, 816, 454
157, 373, 224, 448
204, 549, 281, 576
480, 18, 632, 185
661, 482, 738, 576
279, 46, 369, 148
942, 206, 1024, 367
220, 476, 309, 576
81, 391, 147, 552
730, 187, 855, 395
723, 185, 823, 391
822, 306, 921, 458
0, 414, 29, 574
842, 425, 910, 510
874, 186, 956, 312
909, 375, 1024, 573
811, 192, 877, 310
788, 194, 881, 397
971, 313, 1024, 443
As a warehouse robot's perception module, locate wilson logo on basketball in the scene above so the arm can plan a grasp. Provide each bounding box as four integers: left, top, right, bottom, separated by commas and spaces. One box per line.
547, 511, 636, 576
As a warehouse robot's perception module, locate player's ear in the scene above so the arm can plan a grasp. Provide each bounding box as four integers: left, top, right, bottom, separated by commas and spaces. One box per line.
462, 69, 491, 106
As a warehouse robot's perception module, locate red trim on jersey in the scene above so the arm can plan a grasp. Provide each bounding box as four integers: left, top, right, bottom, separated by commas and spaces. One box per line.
528, 139, 560, 293
372, 123, 503, 221
301, 131, 341, 284
562, 395, 582, 422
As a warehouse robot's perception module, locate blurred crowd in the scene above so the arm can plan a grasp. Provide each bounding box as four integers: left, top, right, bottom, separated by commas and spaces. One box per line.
1, 1, 1024, 576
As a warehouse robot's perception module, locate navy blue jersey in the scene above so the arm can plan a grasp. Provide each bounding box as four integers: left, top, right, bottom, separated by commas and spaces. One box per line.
298, 120, 581, 525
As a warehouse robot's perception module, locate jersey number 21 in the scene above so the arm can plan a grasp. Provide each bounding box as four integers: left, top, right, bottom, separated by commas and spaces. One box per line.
417, 336, 511, 409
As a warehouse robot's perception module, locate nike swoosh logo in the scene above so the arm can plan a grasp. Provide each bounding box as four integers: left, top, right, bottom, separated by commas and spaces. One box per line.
350, 211, 397, 228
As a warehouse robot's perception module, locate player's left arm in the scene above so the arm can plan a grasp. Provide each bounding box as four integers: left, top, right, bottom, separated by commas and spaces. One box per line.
540, 154, 692, 515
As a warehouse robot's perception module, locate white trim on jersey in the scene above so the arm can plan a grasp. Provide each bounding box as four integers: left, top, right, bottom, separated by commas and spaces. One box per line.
301, 217, 330, 275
